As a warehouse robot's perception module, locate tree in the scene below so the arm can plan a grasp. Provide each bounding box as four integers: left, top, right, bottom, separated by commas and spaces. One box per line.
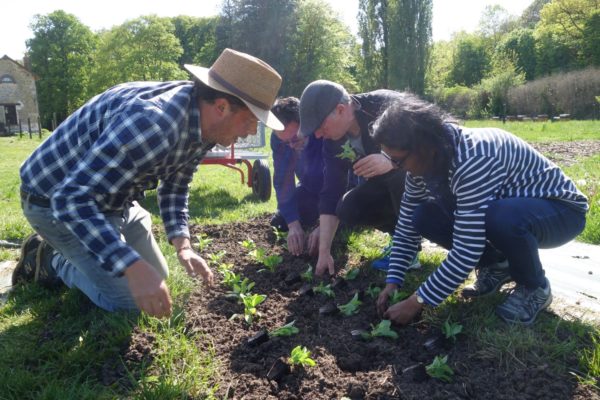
171, 15, 220, 67
582, 11, 600, 66
287, 0, 357, 95
26, 10, 96, 128
449, 33, 490, 87
357, 0, 432, 94
518, 0, 551, 29
478, 4, 517, 43
496, 28, 537, 80
89, 16, 186, 95
387, 0, 432, 94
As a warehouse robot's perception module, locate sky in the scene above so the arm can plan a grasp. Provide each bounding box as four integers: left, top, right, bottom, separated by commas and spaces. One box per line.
2, 0, 530, 61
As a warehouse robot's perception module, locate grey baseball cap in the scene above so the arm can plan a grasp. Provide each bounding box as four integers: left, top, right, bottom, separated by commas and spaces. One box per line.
299, 80, 347, 137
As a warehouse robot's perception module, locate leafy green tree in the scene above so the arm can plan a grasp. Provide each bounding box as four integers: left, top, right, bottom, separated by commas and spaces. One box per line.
517, 0, 551, 29
496, 28, 537, 80
449, 33, 489, 87
357, 0, 388, 89
582, 11, 600, 65
89, 16, 186, 95
387, 0, 432, 94
27, 10, 96, 127
171, 15, 220, 67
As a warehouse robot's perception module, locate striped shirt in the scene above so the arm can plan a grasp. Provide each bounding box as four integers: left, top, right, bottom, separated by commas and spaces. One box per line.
387, 126, 589, 306
20, 81, 214, 276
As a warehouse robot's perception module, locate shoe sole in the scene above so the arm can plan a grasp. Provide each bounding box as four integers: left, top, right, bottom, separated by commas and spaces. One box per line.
11, 234, 42, 285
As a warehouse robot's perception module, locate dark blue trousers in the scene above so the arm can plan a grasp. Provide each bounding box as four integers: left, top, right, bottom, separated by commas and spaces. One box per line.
412, 197, 587, 289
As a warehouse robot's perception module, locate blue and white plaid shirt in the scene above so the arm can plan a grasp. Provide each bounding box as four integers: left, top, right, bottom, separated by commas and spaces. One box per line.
20, 81, 214, 276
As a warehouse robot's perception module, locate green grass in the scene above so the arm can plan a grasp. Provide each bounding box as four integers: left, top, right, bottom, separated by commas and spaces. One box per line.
463, 119, 600, 142
1, 120, 599, 398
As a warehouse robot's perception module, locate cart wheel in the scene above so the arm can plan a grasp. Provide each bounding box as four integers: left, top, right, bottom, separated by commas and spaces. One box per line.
252, 159, 271, 201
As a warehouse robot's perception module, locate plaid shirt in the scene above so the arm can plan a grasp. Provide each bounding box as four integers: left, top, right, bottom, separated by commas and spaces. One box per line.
20, 81, 214, 276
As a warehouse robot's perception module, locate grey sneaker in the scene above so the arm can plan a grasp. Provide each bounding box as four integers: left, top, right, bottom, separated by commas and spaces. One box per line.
496, 279, 552, 326
11, 233, 43, 285
461, 260, 511, 298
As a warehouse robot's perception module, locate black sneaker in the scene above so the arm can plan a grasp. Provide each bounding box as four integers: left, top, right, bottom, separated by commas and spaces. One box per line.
34, 241, 61, 288
496, 278, 552, 326
461, 260, 512, 298
11, 233, 43, 285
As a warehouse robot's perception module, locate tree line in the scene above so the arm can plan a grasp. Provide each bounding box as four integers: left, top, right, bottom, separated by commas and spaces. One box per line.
24, 0, 600, 128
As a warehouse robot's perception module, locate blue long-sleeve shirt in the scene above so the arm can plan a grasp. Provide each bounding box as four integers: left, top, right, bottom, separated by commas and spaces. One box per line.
20, 81, 213, 276
387, 125, 589, 306
271, 133, 323, 224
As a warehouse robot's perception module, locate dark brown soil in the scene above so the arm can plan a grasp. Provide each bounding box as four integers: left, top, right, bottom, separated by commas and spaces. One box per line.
125, 216, 598, 400
530, 140, 600, 166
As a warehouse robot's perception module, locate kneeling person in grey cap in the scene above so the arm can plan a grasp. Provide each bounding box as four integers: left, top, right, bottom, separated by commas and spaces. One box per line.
299, 80, 418, 277
15, 48, 283, 318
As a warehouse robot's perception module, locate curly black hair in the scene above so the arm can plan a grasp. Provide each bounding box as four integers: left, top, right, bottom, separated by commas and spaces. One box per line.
271, 97, 300, 126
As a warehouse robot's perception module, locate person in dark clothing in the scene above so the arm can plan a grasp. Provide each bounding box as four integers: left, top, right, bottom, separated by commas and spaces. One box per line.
298, 80, 420, 276
269, 97, 324, 255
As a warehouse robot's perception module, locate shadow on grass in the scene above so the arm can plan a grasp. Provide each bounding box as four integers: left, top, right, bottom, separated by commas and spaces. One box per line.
0, 284, 147, 398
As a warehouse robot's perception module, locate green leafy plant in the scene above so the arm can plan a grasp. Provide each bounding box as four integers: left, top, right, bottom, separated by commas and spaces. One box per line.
301, 264, 313, 282
362, 320, 398, 340
221, 270, 242, 288
239, 238, 256, 251
239, 293, 267, 324
336, 140, 358, 162
313, 282, 334, 298
365, 283, 382, 298
344, 268, 359, 280
206, 250, 226, 266
231, 278, 255, 297
426, 355, 454, 382
442, 319, 463, 342
272, 226, 288, 243
338, 293, 362, 316
288, 345, 316, 367
269, 320, 300, 337
249, 247, 267, 263
195, 233, 213, 252
217, 262, 234, 274
261, 254, 283, 273
389, 289, 410, 305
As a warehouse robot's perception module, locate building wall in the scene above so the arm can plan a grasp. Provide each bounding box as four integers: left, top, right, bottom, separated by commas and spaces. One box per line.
0, 55, 40, 134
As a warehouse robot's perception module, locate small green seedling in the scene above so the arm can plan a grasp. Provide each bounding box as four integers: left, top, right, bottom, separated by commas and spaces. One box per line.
239, 238, 256, 251
269, 320, 300, 337
261, 254, 283, 273
249, 247, 267, 263
272, 226, 288, 243
426, 355, 454, 382
301, 264, 313, 282
313, 282, 335, 298
239, 293, 267, 324
217, 262, 234, 274
344, 268, 359, 280
442, 320, 463, 342
336, 140, 358, 162
206, 250, 226, 266
231, 278, 255, 297
389, 289, 409, 305
195, 233, 213, 252
365, 283, 382, 298
362, 319, 398, 340
288, 345, 316, 367
338, 293, 362, 316
222, 270, 242, 288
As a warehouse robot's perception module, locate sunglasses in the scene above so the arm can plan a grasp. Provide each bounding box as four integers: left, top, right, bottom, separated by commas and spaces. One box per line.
381, 150, 410, 169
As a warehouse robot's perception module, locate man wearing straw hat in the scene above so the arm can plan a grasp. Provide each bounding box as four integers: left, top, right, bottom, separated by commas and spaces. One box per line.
14, 48, 283, 318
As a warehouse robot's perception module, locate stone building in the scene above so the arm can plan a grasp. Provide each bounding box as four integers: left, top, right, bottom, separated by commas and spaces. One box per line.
0, 55, 40, 135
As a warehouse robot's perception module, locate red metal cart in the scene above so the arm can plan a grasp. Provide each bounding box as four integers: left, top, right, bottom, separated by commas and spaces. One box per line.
201, 123, 272, 201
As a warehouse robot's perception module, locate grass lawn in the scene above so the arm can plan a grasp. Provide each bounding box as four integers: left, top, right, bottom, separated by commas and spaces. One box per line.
0, 120, 599, 398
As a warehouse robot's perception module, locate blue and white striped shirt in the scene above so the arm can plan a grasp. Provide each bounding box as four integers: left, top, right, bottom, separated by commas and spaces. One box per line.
387, 126, 589, 306
20, 81, 214, 276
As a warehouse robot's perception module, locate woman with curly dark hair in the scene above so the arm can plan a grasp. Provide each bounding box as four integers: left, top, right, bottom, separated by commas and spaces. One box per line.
372, 97, 588, 326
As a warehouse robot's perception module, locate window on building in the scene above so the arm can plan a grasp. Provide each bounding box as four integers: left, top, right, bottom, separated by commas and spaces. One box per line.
0, 74, 16, 84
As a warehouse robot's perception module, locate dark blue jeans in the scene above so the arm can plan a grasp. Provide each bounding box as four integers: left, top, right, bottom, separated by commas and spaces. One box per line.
270, 186, 320, 231
412, 198, 587, 289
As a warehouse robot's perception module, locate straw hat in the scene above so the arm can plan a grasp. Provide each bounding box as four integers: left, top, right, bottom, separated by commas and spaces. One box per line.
185, 48, 283, 130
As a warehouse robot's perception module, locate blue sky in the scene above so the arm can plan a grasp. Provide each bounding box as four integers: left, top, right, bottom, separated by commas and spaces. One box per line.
2, 0, 529, 60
